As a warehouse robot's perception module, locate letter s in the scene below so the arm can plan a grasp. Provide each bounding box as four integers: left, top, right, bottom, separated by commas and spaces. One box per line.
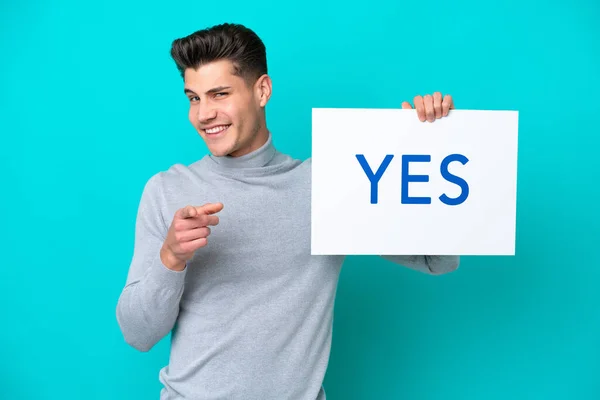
439, 154, 469, 206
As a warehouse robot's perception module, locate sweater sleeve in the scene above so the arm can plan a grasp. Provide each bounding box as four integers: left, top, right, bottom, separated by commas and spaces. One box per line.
116, 173, 187, 352
379, 255, 460, 275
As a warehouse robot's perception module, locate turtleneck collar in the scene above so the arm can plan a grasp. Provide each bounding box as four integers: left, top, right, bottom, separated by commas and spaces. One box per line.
208, 131, 276, 169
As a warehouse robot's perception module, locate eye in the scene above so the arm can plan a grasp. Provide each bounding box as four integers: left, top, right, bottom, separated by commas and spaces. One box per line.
189, 96, 199, 102
215, 92, 228, 98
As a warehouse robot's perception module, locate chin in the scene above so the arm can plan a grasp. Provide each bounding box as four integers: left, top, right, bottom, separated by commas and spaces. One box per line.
198, 133, 232, 157
206, 146, 230, 157
206, 141, 237, 157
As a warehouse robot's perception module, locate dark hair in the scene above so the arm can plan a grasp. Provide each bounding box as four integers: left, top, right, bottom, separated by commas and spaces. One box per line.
170, 23, 268, 85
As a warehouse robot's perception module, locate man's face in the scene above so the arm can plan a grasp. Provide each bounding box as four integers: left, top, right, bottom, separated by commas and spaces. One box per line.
184, 59, 270, 157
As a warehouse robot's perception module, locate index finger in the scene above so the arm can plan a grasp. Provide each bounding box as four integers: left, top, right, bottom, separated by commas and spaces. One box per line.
413, 95, 426, 122
196, 202, 224, 216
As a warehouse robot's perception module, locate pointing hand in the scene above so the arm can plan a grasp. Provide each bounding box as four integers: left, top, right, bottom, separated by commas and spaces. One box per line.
160, 203, 224, 271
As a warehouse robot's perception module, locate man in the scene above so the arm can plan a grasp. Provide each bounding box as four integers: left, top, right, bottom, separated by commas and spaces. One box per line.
116, 22, 459, 400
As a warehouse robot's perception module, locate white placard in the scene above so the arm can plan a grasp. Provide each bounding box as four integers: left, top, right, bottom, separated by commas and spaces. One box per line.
311, 108, 519, 256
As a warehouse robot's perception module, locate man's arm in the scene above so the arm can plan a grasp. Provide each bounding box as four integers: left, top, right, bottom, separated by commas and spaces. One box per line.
379, 255, 460, 275
116, 173, 186, 352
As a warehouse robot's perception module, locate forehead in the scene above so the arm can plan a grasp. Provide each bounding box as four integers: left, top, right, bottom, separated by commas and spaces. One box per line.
184, 60, 244, 91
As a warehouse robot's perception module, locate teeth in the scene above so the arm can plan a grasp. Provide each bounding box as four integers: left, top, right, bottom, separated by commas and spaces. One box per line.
206, 125, 229, 134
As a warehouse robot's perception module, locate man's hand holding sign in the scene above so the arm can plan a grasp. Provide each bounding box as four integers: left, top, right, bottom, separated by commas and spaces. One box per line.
401, 92, 454, 122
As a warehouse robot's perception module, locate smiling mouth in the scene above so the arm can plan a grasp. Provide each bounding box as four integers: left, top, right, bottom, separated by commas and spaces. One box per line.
203, 125, 231, 135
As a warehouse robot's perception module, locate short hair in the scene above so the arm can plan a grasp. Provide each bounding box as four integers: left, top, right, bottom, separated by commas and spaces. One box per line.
170, 23, 268, 85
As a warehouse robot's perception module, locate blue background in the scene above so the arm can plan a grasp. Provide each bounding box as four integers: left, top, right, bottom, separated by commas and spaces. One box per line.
1, 0, 599, 398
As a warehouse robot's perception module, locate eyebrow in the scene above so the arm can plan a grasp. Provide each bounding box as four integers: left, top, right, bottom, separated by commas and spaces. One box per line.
184, 86, 232, 96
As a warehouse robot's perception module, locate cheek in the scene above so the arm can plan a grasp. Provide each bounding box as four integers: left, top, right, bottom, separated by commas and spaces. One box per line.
221, 103, 241, 125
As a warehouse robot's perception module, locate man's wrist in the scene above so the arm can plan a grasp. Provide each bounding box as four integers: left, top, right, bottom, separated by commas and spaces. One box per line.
160, 247, 186, 272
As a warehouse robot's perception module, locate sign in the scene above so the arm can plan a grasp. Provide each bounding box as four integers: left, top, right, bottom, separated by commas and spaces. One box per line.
311, 108, 519, 256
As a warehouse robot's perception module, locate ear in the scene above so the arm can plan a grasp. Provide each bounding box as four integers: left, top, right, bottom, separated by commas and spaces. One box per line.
255, 74, 272, 107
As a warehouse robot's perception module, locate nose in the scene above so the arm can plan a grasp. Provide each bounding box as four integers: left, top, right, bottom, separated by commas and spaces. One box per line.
197, 102, 217, 124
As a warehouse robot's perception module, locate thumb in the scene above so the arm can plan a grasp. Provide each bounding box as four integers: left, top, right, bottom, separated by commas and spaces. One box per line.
401, 101, 413, 109
196, 202, 224, 215
177, 205, 197, 219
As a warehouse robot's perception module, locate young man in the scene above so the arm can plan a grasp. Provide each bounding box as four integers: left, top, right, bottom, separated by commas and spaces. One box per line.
116, 23, 459, 400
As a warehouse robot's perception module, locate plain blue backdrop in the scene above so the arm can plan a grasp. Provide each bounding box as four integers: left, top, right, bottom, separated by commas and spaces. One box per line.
1, 0, 599, 399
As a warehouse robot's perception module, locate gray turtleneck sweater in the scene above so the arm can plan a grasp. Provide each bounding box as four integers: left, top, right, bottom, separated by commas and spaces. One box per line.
116, 133, 459, 400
